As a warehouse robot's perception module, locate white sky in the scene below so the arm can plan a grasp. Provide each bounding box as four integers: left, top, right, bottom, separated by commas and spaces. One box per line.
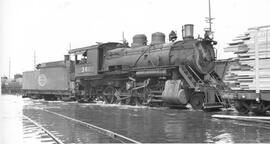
1, 0, 270, 77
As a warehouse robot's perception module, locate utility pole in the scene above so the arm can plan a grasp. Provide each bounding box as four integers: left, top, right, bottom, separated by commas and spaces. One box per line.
122, 32, 125, 43
122, 32, 128, 46
208, 0, 212, 32
34, 50, 36, 70
9, 58, 11, 78
205, 0, 214, 33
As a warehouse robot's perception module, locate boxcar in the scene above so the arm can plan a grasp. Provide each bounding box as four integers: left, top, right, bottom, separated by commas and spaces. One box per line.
1, 77, 22, 94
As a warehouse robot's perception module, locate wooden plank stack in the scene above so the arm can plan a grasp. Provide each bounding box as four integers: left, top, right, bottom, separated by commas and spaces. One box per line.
223, 25, 270, 90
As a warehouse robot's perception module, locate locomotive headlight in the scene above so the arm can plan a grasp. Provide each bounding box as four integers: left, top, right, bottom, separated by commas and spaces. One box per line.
242, 95, 246, 99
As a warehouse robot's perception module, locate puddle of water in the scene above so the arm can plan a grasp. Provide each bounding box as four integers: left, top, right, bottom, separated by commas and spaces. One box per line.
0, 95, 55, 144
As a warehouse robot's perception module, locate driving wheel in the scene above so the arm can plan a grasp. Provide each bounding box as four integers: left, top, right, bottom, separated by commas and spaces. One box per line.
103, 86, 116, 104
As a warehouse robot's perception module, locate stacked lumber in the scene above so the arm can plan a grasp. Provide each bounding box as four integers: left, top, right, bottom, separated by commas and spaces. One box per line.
223, 25, 270, 90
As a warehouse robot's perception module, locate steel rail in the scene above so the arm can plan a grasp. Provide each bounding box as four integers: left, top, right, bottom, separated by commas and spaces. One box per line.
23, 115, 64, 144
212, 114, 270, 124
43, 109, 141, 144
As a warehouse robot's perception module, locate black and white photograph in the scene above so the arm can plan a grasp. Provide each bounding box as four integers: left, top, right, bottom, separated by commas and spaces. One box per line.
1, 0, 270, 143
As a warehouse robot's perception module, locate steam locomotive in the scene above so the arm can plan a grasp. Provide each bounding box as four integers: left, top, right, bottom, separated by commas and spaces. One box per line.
23, 24, 229, 110
68, 24, 228, 110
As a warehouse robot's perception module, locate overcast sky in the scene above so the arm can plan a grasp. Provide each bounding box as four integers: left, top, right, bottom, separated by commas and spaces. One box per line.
1, 0, 270, 77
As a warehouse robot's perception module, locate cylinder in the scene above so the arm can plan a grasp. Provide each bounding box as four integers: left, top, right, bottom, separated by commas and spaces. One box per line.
131, 34, 147, 47
182, 24, 194, 40
151, 32, 165, 45
162, 80, 188, 105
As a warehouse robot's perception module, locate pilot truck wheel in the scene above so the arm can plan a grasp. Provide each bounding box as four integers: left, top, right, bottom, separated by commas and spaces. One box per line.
190, 93, 204, 110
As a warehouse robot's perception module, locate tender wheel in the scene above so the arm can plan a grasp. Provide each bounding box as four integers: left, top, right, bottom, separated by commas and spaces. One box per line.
190, 93, 204, 110
103, 86, 116, 104
44, 95, 57, 101
234, 100, 249, 114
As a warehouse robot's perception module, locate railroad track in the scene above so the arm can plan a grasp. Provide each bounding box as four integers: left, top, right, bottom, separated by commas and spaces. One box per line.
23, 109, 141, 144
43, 109, 141, 144
212, 114, 270, 130
212, 114, 270, 124
23, 115, 64, 144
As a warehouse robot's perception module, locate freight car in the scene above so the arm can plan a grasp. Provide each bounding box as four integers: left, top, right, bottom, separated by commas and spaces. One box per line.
22, 56, 75, 100
215, 59, 270, 114
1, 75, 23, 94
69, 24, 229, 110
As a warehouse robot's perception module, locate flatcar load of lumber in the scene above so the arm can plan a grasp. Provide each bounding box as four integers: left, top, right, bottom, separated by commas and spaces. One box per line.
223, 26, 270, 90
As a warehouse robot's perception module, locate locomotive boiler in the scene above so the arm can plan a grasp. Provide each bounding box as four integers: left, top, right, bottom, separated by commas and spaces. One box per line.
103, 30, 215, 75
69, 24, 228, 110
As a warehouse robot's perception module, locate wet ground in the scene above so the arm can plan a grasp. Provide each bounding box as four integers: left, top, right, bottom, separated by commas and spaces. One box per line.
1, 94, 270, 143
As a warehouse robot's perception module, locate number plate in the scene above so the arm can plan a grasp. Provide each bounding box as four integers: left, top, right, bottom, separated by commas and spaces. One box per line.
81, 66, 94, 73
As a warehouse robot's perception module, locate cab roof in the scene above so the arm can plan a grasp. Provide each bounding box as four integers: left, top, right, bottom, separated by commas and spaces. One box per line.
68, 42, 127, 55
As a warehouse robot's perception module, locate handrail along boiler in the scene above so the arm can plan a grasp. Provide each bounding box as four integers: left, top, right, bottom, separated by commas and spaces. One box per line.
69, 24, 228, 110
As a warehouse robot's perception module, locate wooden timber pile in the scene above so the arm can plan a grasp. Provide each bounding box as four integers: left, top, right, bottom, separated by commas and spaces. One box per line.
223, 25, 270, 90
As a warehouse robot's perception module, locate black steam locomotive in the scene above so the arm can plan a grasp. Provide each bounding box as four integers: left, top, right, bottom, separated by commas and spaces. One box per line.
67, 24, 228, 110
22, 24, 229, 110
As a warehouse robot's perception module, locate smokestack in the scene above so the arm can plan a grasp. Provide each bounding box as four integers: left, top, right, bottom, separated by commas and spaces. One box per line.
9, 58, 11, 78
182, 24, 194, 40
34, 50, 36, 70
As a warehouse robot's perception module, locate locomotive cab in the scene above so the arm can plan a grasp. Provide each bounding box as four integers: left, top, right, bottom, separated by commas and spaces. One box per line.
69, 42, 126, 78
69, 42, 126, 101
